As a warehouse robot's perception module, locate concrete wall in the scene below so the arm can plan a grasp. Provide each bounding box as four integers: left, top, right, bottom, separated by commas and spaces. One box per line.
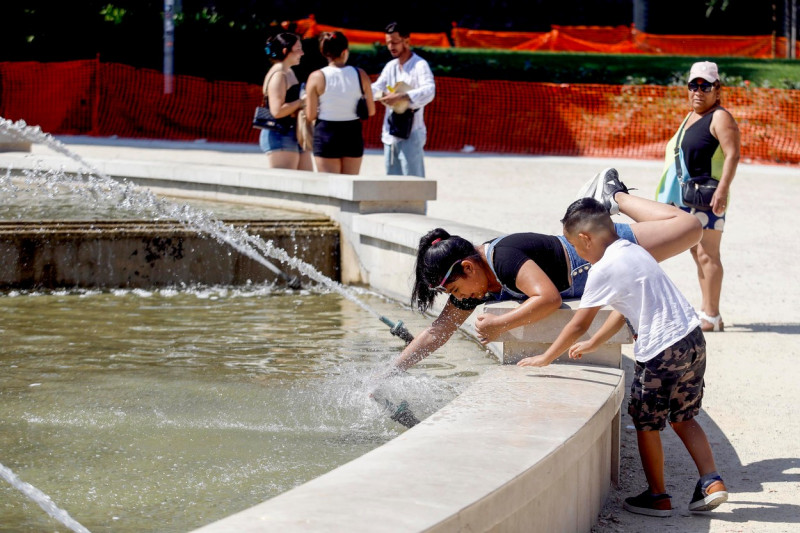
0, 220, 340, 289
0, 153, 624, 533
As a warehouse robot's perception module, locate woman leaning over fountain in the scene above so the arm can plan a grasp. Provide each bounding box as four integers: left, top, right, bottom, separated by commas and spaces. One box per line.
392, 169, 703, 372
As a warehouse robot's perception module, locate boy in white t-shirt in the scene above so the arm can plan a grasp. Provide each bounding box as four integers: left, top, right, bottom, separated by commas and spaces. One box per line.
518, 191, 728, 517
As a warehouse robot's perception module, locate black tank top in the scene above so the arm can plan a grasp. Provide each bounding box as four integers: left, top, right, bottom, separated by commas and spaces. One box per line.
681, 109, 720, 179
265, 74, 300, 130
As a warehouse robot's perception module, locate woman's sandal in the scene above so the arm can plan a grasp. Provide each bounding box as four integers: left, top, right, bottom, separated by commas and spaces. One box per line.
699, 311, 724, 332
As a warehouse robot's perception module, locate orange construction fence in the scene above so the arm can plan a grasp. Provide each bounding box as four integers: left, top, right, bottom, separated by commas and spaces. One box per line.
1, 60, 798, 165
291, 15, 799, 58
288, 16, 452, 48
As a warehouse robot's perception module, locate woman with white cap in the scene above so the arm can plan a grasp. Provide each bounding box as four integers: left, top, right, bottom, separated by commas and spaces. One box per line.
655, 61, 741, 332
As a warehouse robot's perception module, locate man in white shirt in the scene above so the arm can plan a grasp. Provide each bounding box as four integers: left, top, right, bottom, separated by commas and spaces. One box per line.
371, 22, 436, 177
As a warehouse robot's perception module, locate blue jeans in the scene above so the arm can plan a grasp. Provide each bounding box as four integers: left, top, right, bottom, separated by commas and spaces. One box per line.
557, 223, 638, 299
259, 127, 301, 154
384, 128, 426, 177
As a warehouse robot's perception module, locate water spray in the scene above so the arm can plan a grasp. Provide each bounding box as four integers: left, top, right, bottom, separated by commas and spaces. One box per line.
378, 316, 415, 345
0, 462, 90, 533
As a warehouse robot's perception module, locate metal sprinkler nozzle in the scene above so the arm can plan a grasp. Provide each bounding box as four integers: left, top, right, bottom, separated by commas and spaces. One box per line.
379, 316, 415, 345
370, 390, 420, 428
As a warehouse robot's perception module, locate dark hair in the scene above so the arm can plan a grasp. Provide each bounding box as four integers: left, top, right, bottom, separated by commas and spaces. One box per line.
561, 198, 615, 236
265, 33, 299, 62
411, 228, 479, 312
385, 22, 410, 38
319, 31, 349, 59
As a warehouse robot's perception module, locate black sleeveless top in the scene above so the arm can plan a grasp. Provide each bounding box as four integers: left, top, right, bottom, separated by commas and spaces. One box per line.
449, 232, 569, 311
265, 75, 300, 131
681, 109, 720, 179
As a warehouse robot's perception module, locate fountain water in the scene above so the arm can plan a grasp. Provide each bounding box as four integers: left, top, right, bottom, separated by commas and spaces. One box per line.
0, 118, 492, 530
0, 462, 90, 533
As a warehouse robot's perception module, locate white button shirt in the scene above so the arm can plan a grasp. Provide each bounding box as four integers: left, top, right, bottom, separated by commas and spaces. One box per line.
371, 52, 436, 144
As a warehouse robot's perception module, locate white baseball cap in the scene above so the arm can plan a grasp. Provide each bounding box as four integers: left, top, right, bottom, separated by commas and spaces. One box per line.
689, 61, 720, 83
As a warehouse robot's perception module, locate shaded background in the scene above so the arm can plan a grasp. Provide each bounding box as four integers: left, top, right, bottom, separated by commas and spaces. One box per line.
0, 1, 796, 84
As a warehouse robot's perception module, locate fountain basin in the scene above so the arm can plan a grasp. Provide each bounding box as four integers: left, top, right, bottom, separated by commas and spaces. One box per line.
1, 140, 623, 533
195, 364, 623, 533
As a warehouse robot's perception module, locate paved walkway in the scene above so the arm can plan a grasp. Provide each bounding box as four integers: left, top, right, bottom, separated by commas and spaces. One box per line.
33, 138, 800, 532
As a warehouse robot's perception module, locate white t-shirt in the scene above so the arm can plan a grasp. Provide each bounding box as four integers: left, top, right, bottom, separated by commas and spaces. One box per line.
579, 239, 701, 362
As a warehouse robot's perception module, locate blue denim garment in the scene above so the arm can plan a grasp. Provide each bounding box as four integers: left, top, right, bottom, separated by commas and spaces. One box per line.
383, 128, 426, 177
557, 223, 638, 299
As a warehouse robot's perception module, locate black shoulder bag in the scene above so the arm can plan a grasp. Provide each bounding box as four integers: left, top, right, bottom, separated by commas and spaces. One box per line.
253, 71, 292, 134
353, 66, 369, 120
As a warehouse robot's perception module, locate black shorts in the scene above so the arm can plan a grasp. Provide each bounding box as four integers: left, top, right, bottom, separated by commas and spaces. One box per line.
313, 119, 364, 158
628, 327, 706, 431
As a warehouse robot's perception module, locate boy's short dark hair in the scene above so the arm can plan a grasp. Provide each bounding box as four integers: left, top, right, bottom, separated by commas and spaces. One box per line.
561, 197, 614, 235
385, 22, 410, 38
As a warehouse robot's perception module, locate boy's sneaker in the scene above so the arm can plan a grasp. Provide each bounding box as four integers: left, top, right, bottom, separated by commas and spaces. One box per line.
575, 171, 601, 200
592, 167, 629, 215
689, 477, 728, 512
623, 489, 673, 517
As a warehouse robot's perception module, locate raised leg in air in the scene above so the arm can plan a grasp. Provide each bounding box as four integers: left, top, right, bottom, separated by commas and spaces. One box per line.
583, 168, 702, 263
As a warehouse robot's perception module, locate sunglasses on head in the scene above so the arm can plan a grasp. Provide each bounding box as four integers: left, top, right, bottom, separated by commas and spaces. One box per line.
688, 81, 716, 93
428, 258, 462, 293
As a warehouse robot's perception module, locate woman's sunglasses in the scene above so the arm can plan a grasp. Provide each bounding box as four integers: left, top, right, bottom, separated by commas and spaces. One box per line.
688, 81, 716, 93
428, 258, 462, 293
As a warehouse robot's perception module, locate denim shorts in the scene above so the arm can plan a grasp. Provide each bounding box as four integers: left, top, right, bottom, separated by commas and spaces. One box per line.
681, 206, 725, 232
628, 327, 706, 431
556, 223, 637, 299
259, 127, 302, 154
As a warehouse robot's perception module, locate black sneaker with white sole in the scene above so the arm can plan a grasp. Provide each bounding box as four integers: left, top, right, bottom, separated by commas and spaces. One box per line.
623, 489, 673, 517
689, 476, 728, 512
575, 171, 601, 200
591, 167, 629, 215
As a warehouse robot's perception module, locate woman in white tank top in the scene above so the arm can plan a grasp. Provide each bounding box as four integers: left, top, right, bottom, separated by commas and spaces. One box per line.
306, 31, 375, 174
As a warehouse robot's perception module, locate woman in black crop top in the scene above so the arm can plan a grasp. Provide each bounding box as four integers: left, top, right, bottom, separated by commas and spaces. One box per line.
391, 171, 703, 372
259, 32, 313, 171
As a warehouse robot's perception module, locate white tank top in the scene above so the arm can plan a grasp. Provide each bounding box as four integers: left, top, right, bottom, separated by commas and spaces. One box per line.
318, 66, 361, 122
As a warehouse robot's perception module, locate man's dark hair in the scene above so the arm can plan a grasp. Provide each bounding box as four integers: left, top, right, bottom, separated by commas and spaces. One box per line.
385, 22, 410, 38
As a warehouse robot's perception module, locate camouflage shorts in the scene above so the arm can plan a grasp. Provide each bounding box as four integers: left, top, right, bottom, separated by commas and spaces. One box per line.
628, 327, 706, 431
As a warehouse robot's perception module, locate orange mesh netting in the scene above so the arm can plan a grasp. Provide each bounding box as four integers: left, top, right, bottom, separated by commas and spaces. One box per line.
447, 25, 800, 57
1, 60, 798, 164
282, 17, 798, 57
298, 15, 451, 47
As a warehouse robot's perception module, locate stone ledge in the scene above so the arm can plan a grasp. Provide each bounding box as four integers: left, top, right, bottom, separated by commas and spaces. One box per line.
0, 153, 436, 207
482, 300, 633, 368
192, 364, 624, 533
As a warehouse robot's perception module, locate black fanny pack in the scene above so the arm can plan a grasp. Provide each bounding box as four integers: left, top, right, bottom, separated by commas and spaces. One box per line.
388, 109, 415, 139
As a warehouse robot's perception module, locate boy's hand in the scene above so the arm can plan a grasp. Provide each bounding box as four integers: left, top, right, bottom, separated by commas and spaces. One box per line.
568, 340, 595, 359
517, 354, 551, 367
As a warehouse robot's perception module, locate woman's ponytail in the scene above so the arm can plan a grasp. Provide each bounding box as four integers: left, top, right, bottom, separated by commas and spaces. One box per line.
410, 228, 478, 313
